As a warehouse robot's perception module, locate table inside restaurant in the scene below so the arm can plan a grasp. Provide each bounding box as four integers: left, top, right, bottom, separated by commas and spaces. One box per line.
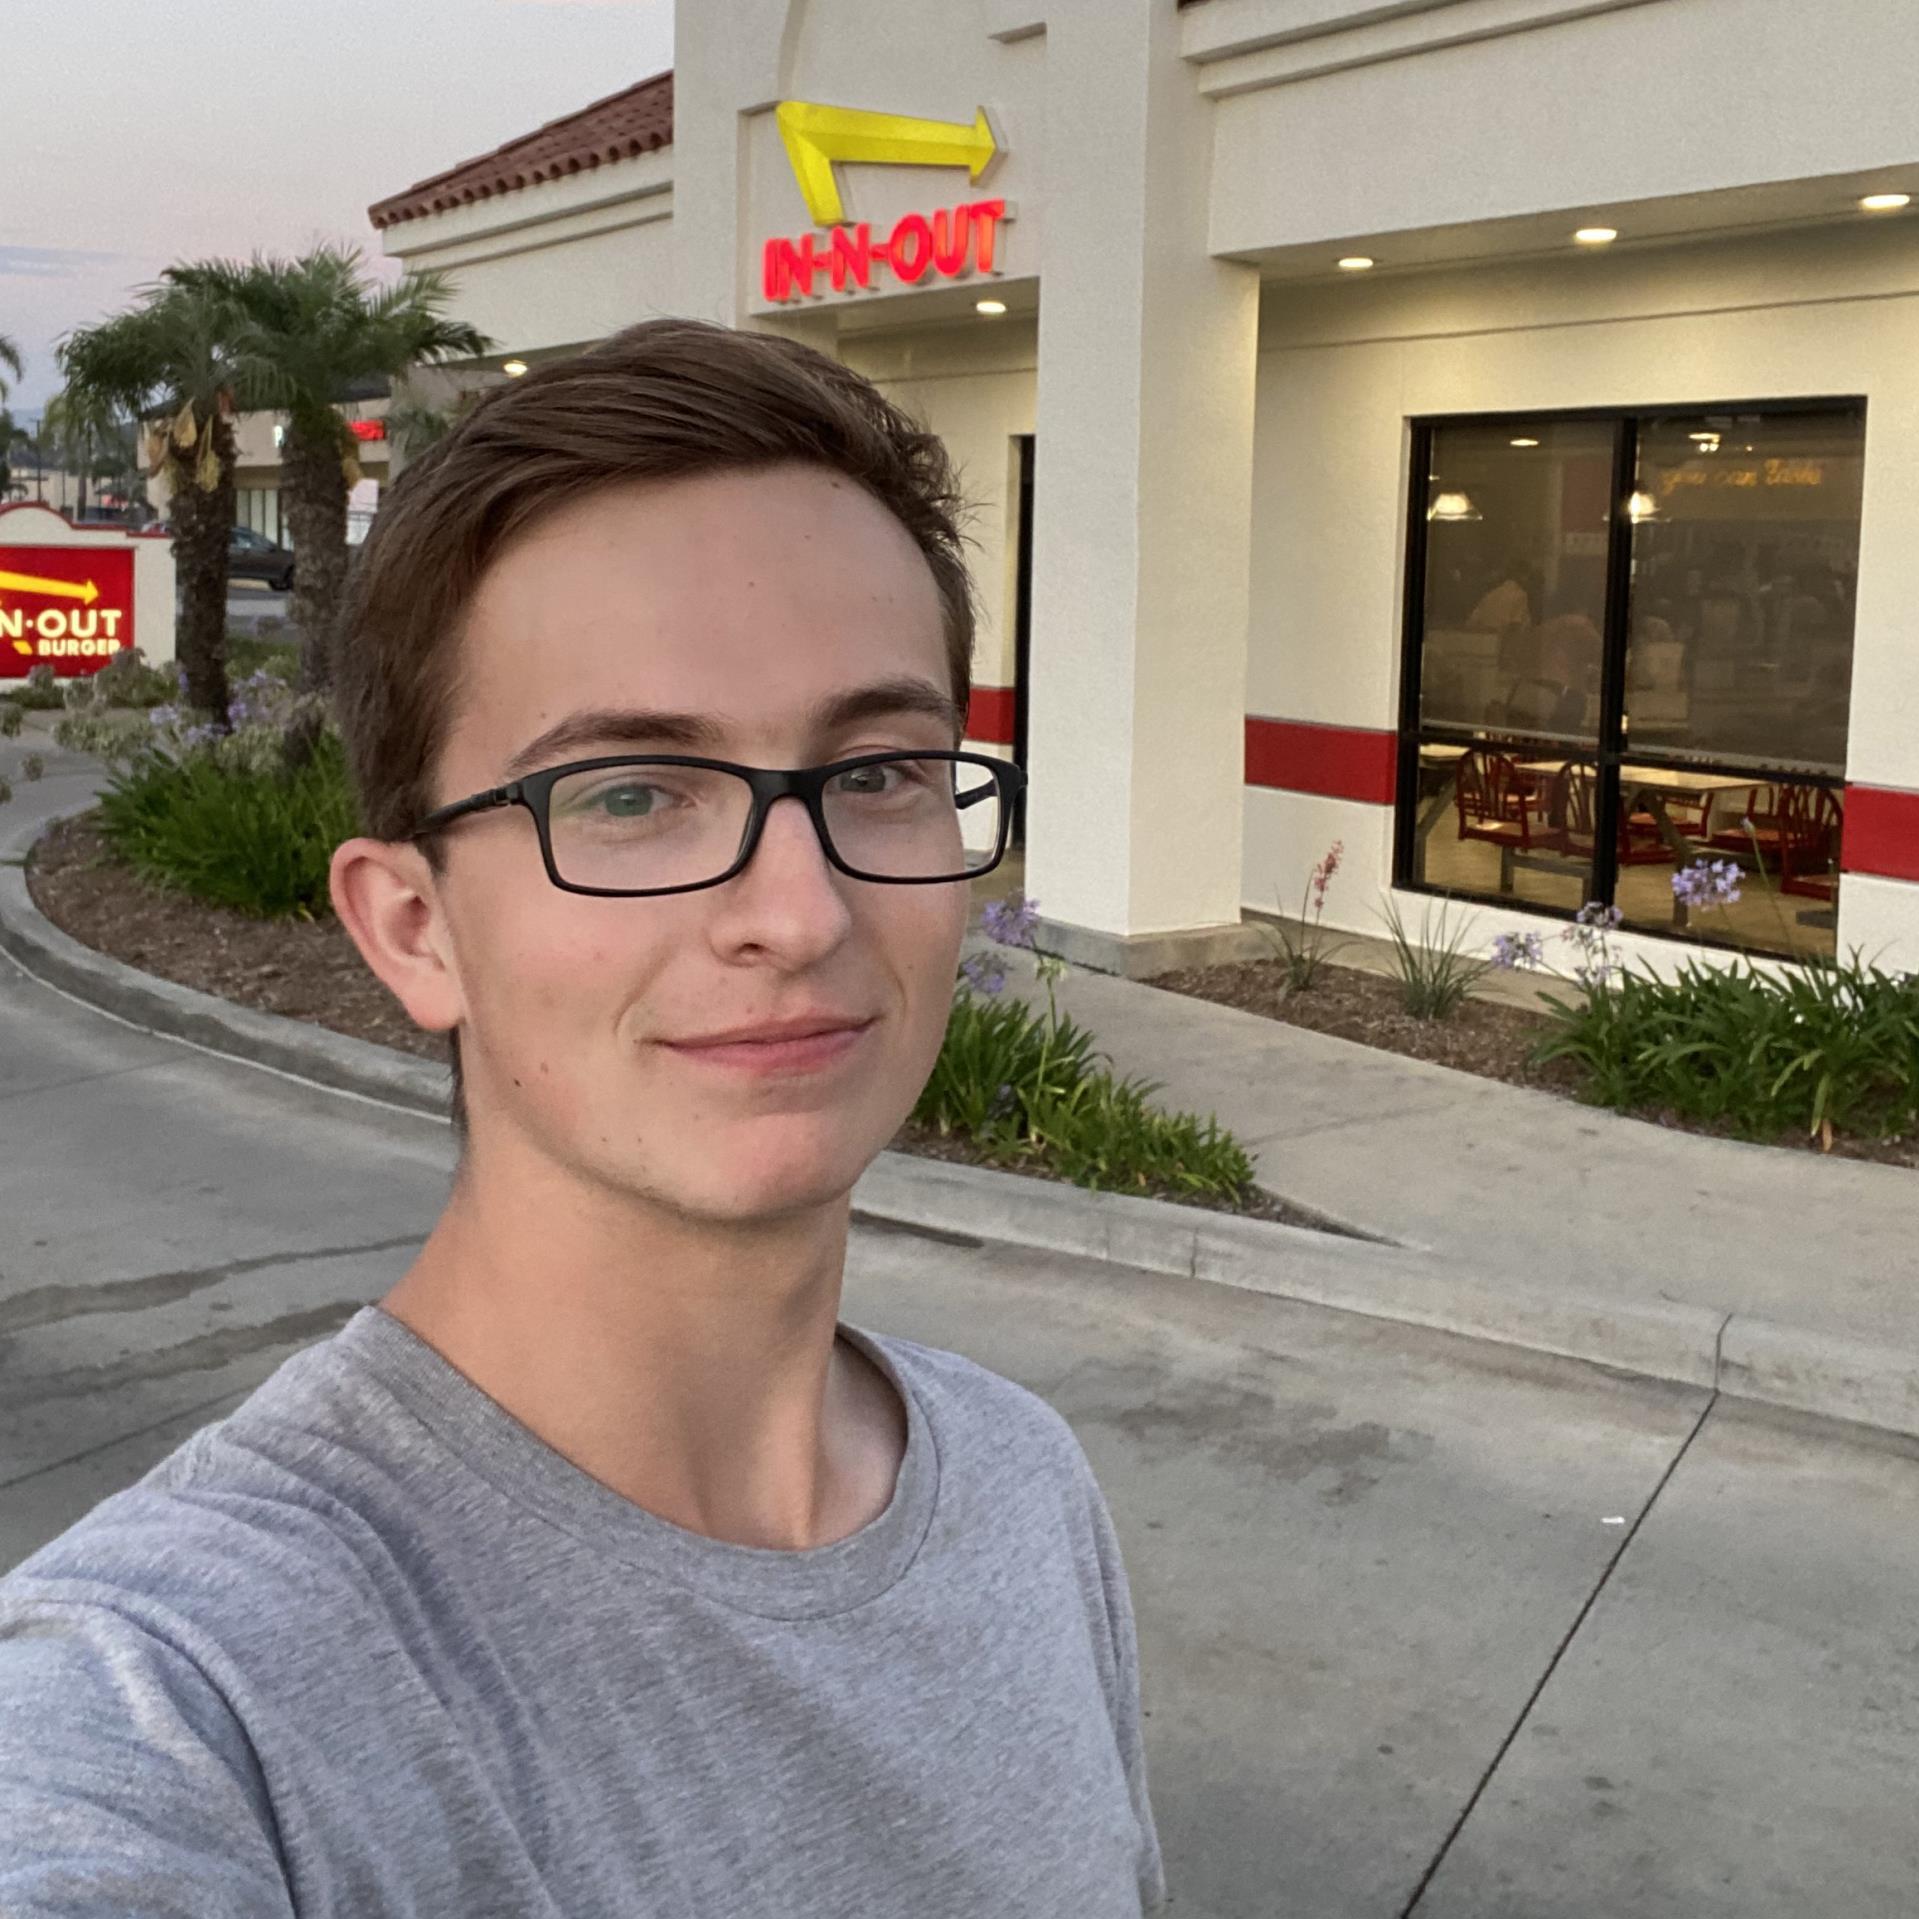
1514, 761, 1763, 926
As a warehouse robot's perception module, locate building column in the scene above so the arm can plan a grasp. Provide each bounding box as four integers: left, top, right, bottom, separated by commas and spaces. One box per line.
1022, 0, 1259, 972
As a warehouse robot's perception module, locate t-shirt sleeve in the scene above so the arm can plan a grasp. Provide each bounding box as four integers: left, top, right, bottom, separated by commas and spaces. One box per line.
1079, 1464, 1169, 1916
0, 1596, 296, 1918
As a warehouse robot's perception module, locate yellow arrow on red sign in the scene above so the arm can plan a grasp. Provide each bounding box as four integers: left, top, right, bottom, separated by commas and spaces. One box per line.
776, 101, 998, 227
0, 568, 100, 605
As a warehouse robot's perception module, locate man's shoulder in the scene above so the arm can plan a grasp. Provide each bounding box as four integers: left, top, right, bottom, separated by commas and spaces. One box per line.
0, 1318, 405, 1637
859, 1327, 1094, 1486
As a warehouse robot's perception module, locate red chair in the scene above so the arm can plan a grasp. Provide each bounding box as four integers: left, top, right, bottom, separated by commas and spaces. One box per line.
1778, 786, 1842, 901
1558, 765, 1677, 869
1455, 751, 1564, 891
1702, 783, 1783, 868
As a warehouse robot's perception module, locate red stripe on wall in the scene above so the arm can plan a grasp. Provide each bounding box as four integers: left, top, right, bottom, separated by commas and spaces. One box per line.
966, 685, 1017, 746
1843, 784, 1919, 882
1245, 717, 1397, 804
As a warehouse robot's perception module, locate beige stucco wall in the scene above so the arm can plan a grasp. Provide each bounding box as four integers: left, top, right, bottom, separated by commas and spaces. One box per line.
1202, 0, 1919, 260
840, 318, 1038, 700
384, 153, 677, 356
1243, 215, 1919, 968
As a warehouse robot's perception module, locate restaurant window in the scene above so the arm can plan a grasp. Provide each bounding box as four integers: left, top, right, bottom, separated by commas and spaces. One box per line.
1397, 402, 1863, 960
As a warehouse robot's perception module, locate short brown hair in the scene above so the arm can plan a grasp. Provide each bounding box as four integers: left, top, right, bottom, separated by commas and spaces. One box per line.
331, 317, 978, 1137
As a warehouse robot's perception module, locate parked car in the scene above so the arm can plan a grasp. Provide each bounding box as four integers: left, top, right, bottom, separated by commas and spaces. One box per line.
228, 526, 295, 592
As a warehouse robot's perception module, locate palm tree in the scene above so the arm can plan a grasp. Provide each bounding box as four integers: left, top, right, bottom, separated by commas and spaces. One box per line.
180, 247, 489, 692
57, 278, 247, 721
0, 331, 22, 401
40, 389, 126, 520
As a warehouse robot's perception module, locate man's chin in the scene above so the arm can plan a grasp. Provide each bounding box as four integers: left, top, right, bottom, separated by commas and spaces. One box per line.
641, 1118, 889, 1226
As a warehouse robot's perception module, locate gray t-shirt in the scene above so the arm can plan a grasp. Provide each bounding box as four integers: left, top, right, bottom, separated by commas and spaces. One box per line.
0, 1304, 1166, 1916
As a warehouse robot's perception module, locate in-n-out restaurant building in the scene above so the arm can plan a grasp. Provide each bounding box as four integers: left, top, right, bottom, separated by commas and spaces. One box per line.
370, 0, 1919, 978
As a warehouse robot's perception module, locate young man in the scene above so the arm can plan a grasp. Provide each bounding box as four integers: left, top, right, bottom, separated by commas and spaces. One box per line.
0, 319, 1167, 1915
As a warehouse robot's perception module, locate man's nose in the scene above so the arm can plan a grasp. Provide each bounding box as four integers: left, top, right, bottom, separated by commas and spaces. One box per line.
708, 793, 854, 958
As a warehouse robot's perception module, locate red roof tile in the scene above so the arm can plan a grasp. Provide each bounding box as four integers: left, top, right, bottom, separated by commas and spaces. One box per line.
369, 70, 673, 230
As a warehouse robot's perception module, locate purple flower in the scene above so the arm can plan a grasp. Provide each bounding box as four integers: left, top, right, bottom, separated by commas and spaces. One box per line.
1492, 931, 1546, 971
1672, 859, 1742, 908
981, 894, 1040, 950
1575, 902, 1624, 930
960, 952, 1007, 996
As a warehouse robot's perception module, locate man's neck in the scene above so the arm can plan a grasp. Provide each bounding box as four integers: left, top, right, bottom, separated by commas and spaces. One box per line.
379, 1148, 907, 1554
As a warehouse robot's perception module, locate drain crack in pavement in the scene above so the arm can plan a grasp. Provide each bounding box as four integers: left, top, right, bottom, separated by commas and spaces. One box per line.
4, 1301, 367, 1408
0, 1233, 424, 1337
1395, 1389, 1722, 1917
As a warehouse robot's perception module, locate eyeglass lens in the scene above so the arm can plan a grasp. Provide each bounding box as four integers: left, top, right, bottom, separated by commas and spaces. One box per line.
543, 756, 1004, 890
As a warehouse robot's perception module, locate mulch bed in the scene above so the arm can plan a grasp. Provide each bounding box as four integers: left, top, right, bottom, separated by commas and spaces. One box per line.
1152, 955, 1585, 1097
27, 814, 443, 1063
22, 813, 1338, 1227
1150, 953, 1919, 1170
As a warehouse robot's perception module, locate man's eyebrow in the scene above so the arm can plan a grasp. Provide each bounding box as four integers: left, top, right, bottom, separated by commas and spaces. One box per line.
809, 677, 963, 739
500, 678, 963, 781
501, 708, 723, 780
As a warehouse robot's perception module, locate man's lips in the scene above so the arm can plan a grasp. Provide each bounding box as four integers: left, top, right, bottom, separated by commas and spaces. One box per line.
658, 1015, 878, 1074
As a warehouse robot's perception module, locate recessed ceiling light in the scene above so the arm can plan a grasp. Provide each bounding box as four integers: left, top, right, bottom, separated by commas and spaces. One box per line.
1860, 192, 1911, 212
1510, 437, 1540, 448
501, 359, 529, 377
1573, 227, 1619, 246
975, 299, 1007, 315
1337, 255, 1375, 272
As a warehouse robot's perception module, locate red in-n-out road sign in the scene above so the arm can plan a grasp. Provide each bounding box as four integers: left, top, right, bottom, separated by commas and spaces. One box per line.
0, 543, 136, 677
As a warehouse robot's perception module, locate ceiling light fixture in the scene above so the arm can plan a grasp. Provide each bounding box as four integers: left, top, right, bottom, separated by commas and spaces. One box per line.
975, 298, 1007, 315
1625, 488, 1661, 523
1510, 437, 1540, 448
1338, 256, 1375, 272
1427, 489, 1482, 523
501, 359, 529, 377
1860, 192, 1911, 213
1574, 227, 1619, 246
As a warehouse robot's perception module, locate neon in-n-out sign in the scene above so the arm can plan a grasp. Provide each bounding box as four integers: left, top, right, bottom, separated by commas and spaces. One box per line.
762, 198, 1008, 304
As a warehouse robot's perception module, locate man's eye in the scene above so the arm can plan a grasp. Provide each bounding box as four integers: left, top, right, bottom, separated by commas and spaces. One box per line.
560, 780, 672, 820
832, 764, 899, 796
597, 784, 661, 816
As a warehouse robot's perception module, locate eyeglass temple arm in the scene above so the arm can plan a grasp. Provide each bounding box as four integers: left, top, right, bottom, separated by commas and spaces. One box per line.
409, 781, 525, 840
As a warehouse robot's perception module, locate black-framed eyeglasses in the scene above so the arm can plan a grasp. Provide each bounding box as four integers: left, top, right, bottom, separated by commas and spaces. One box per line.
406, 750, 1027, 898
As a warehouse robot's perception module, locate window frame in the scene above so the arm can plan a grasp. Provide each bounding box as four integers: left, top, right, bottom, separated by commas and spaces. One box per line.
1393, 396, 1862, 961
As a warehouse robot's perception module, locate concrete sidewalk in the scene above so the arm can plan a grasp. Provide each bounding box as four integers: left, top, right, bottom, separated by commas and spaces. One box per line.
974, 936, 1916, 1366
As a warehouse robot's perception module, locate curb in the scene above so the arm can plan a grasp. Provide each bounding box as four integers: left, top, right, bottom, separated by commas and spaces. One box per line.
2, 812, 1915, 1442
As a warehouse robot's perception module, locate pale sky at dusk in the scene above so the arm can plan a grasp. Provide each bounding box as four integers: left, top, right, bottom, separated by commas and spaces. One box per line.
1, 0, 674, 412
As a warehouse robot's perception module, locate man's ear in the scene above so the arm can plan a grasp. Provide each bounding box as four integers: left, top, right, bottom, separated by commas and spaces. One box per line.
329, 836, 465, 1038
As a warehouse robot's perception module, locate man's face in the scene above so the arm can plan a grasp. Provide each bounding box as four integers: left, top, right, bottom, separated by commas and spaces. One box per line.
418, 462, 971, 1223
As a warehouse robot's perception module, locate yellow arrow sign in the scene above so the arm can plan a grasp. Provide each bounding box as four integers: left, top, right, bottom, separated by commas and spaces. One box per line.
0, 569, 100, 606
776, 101, 998, 227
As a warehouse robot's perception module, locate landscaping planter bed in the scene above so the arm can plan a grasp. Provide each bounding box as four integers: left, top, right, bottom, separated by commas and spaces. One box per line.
1149, 953, 1918, 1170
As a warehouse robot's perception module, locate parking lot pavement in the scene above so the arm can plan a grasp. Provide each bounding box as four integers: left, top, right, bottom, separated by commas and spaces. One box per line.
3, 943, 1917, 1914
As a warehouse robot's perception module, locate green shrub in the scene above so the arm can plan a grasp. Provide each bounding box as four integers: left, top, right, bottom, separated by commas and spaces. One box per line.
0, 702, 21, 737
1532, 952, 1919, 1148
4, 664, 65, 710
914, 970, 1257, 1203
225, 634, 300, 683
91, 725, 360, 918
1380, 892, 1491, 1019
85, 647, 181, 709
